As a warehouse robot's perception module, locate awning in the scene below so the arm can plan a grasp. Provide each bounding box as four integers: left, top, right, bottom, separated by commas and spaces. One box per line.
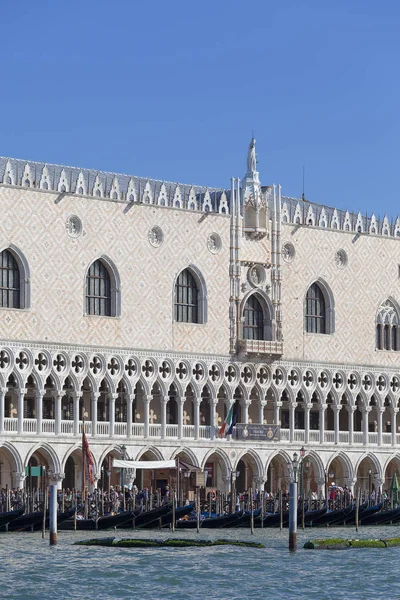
113, 459, 177, 470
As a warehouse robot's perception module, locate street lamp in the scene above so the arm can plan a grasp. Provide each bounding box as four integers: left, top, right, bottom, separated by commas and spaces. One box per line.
289, 451, 299, 551
368, 469, 372, 506
230, 469, 240, 514
120, 445, 126, 491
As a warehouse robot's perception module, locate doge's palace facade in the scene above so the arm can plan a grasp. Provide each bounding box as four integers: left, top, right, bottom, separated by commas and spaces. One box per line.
0, 141, 399, 497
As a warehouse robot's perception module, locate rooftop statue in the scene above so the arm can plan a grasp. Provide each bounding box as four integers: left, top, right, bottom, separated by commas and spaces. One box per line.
247, 137, 257, 173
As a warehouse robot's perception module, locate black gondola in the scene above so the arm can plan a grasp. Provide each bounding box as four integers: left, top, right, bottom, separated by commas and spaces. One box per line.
0, 508, 25, 529
144, 504, 194, 528
32, 506, 77, 531
2, 510, 45, 532
115, 503, 174, 529
176, 511, 243, 529
59, 509, 136, 531
358, 505, 400, 526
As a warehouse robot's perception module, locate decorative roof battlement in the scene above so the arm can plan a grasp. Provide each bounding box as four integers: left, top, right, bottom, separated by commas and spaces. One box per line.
0, 157, 231, 216
281, 195, 400, 239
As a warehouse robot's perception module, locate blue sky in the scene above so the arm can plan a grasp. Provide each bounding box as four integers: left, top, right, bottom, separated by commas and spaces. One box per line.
1, 0, 400, 217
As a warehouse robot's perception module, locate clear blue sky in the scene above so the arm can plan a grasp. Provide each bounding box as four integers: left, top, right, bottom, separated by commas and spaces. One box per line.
1, 0, 400, 217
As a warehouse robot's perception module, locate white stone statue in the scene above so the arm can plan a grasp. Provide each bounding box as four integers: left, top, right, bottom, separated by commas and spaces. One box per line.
247, 138, 257, 172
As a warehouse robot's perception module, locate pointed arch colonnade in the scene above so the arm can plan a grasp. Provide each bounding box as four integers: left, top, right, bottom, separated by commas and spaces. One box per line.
0, 346, 400, 448
0, 344, 400, 493
2, 442, 400, 501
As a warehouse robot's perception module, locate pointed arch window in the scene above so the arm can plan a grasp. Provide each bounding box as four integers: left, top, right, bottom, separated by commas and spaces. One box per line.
305, 282, 328, 334
0, 249, 20, 308
86, 260, 111, 316
175, 269, 199, 323
376, 300, 399, 351
243, 295, 264, 340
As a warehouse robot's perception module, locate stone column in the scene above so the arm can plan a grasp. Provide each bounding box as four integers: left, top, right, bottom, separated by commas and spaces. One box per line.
362, 406, 371, 445
347, 405, 355, 445
391, 407, 399, 446
49, 471, 65, 491
36, 389, 44, 435
333, 404, 341, 445
14, 471, 25, 490
0, 387, 5, 434
109, 392, 118, 438
144, 395, 151, 438
243, 401, 249, 425
72, 391, 81, 437
91, 392, 99, 438
178, 397, 185, 439
126, 393, 134, 439
316, 476, 325, 499
319, 404, 326, 444
210, 398, 217, 439
304, 403, 312, 444
274, 400, 282, 425
289, 402, 296, 443
223, 475, 231, 494
194, 397, 200, 440
377, 406, 384, 447
17, 388, 25, 434
346, 477, 357, 496
53, 390, 62, 435
161, 396, 168, 439
259, 401, 266, 425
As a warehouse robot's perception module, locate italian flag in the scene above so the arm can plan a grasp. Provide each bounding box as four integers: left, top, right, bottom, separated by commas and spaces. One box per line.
219, 403, 234, 437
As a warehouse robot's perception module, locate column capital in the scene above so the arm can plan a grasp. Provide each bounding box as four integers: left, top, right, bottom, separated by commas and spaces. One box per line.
52, 389, 63, 400
111, 392, 119, 401
362, 406, 372, 414
346, 405, 357, 413
17, 388, 26, 397
47, 471, 65, 484
0, 387, 7, 396
305, 403, 313, 411
179, 396, 186, 405
332, 404, 342, 413
377, 406, 386, 414
391, 407, 399, 415
161, 395, 169, 405
35, 388, 45, 399
144, 395, 152, 404
319, 404, 327, 413
72, 391, 83, 400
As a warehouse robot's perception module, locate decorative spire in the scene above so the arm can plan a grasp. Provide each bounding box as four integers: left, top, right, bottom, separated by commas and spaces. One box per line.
247, 137, 257, 174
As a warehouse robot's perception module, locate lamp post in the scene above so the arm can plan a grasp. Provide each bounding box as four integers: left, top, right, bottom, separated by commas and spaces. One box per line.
299, 447, 311, 530
368, 469, 372, 506
120, 445, 126, 491
289, 451, 299, 551
230, 469, 240, 514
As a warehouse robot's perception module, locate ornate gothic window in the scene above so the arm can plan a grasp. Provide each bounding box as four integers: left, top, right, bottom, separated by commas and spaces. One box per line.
86, 260, 112, 316
243, 295, 264, 340
175, 269, 199, 323
305, 283, 326, 334
376, 300, 399, 351
0, 249, 20, 308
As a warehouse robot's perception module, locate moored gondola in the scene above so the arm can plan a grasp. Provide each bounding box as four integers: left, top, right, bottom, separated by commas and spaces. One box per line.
358, 505, 400, 526
176, 511, 244, 529
59, 509, 137, 531
143, 504, 194, 528
0, 508, 25, 529
2, 510, 45, 532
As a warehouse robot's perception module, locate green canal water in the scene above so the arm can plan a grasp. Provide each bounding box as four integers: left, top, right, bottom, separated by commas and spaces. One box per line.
1, 525, 399, 599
